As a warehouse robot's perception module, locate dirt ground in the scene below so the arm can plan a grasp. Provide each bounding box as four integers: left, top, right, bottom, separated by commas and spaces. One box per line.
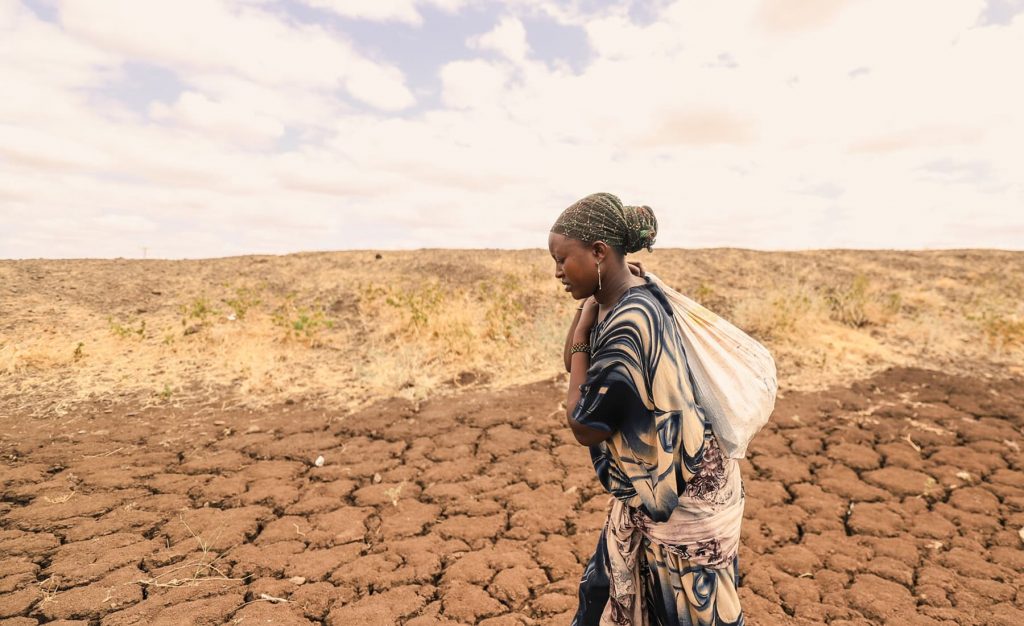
1, 366, 1023, 625
4, 250, 1022, 420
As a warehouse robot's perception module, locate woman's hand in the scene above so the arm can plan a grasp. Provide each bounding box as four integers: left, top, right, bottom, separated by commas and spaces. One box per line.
575, 297, 598, 340
627, 261, 645, 277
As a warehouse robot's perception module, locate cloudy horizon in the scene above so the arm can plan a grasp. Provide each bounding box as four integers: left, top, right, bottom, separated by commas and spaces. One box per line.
2, 0, 1023, 259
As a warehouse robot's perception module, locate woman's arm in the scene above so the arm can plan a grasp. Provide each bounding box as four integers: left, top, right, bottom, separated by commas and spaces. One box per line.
565, 301, 614, 447
566, 348, 613, 446
563, 305, 584, 372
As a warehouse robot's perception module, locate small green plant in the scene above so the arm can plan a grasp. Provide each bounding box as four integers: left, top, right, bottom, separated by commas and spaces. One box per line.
384, 282, 446, 328
223, 286, 261, 320
692, 281, 731, 314
181, 296, 217, 322
159, 383, 173, 401
272, 295, 334, 343
108, 317, 146, 338
72, 342, 84, 361
695, 282, 716, 303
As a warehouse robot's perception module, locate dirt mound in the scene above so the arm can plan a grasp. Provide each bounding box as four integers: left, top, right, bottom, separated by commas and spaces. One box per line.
1, 366, 1022, 624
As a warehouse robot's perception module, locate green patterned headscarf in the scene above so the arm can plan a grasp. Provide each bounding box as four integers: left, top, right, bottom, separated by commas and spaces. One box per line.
550, 192, 658, 254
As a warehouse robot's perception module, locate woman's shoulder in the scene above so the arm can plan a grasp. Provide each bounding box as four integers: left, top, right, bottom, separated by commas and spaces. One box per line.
620, 280, 673, 319
599, 283, 671, 337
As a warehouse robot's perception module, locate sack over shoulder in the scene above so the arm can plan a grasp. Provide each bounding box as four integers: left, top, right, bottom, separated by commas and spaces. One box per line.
647, 271, 778, 459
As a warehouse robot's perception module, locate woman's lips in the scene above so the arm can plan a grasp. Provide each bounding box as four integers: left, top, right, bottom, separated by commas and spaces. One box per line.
563, 283, 571, 291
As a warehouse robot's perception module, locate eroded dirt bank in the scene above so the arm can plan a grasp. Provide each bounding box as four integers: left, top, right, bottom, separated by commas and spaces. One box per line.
1, 366, 1023, 625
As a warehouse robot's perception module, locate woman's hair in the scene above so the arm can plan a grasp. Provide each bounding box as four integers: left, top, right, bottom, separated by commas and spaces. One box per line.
550, 192, 657, 255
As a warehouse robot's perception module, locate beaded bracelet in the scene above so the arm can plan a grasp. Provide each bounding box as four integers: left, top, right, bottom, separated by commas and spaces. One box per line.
570, 342, 590, 355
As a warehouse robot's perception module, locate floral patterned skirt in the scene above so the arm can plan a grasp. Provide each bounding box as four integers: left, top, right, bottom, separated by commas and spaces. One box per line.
571, 497, 745, 626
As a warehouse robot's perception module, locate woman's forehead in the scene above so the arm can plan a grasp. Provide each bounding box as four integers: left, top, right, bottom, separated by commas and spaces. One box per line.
551, 236, 592, 259
548, 231, 573, 252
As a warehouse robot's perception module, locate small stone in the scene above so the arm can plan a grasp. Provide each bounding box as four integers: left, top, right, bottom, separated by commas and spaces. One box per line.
288, 576, 306, 585
314, 455, 325, 467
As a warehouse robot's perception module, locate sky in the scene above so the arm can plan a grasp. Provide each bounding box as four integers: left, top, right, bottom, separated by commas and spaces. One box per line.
1, 0, 1023, 259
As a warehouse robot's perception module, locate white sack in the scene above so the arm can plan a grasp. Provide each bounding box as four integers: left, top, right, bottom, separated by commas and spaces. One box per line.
647, 271, 778, 459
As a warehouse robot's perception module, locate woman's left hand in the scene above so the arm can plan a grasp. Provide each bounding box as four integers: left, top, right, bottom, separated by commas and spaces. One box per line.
575, 296, 599, 338
627, 261, 645, 277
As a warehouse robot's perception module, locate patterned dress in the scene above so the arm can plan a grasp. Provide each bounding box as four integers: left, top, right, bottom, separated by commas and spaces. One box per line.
570, 275, 745, 626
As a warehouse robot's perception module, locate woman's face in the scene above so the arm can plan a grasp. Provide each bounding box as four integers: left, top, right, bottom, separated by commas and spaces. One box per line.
548, 232, 594, 299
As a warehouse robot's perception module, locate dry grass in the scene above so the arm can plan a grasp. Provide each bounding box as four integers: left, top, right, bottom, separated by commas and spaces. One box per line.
1, 249, 1022, 417
135, 516, 241, 589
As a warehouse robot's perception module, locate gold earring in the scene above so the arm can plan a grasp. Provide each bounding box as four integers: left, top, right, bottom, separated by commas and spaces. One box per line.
596, 261, 602, 291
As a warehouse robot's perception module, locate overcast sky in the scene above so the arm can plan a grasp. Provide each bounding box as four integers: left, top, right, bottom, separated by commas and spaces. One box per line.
1, 0, 1022, 259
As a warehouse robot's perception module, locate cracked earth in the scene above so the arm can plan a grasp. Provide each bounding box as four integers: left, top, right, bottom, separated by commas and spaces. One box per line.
1, 366, 1023, 625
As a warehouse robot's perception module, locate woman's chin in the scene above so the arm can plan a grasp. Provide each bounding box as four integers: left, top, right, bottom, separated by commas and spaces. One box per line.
561, 283, 588, 298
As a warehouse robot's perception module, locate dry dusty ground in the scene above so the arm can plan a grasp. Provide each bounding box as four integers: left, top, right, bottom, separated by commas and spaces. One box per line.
3, 249, 1022, 417
1, 365, 1023, 625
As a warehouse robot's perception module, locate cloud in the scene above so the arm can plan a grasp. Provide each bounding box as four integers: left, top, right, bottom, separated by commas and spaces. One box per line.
296, 0, 465, 25
440, 60, 511, 109
849, 126, 986, 154
2, 0, 1023, 258
0, 124, 112, 171
93, 213, 159, 233
150, 92, 286, 146
56, 0, 416, 110
636, 109, 757, 147
755, 0, 856, 34
469, 16, 530, 62
301, 0, 422, 24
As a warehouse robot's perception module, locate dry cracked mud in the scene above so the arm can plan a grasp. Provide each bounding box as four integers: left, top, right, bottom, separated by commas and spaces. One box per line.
1, 366, 1023, 625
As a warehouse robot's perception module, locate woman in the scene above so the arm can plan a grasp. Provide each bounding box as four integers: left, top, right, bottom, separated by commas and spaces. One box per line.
548, 192, 745, 626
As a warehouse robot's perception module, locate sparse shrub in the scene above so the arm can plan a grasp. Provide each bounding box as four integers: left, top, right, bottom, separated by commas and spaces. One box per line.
694, 282, 716, 304
824, 274, 902, 328
223, 286, 261, 320
108, 316, 146, 338
768, 291, 814, 336
979, 312, 1024, 349
182, 296, 217, 322
73, 342, 84, 361
825, 274, 871, 327
477, 273, 531, 344
272, 295, 334, 344
384, 282, 445, 328
730, 284, 814, 340
882, 292, 903, 316
692, 281, 731, 315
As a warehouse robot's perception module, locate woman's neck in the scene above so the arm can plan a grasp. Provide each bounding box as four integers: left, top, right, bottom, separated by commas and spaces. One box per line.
595, 268, 645, 308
